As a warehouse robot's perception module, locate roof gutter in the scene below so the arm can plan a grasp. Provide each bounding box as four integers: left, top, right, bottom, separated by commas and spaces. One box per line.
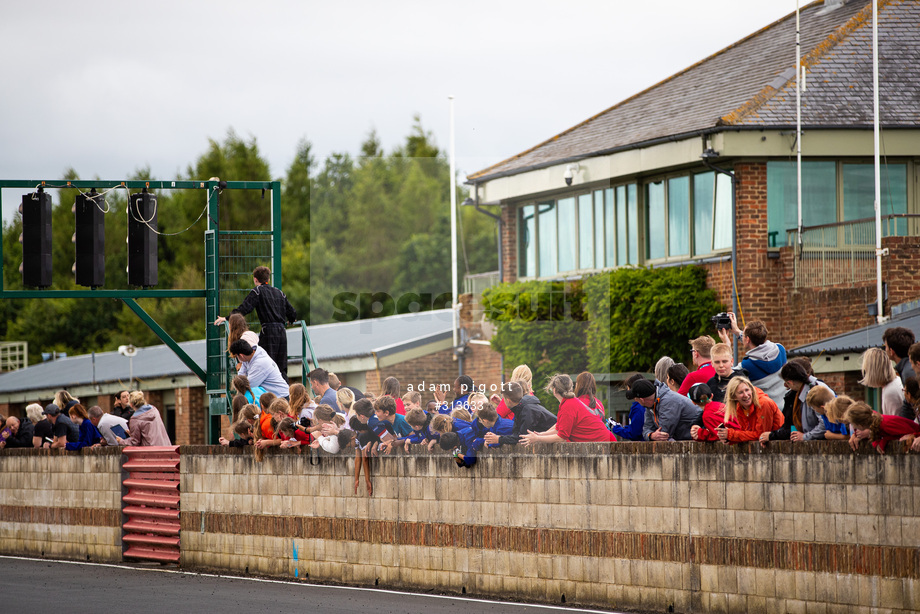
466, 124, 919, 186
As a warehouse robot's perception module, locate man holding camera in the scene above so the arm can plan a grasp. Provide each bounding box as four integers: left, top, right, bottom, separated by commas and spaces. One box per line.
717, 313, 786, 412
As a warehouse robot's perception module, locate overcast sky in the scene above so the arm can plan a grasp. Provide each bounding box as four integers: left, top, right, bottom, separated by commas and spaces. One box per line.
1, 0, 799, 218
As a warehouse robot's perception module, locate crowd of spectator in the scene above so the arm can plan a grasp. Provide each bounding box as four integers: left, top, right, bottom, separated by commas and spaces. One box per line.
0, 389, 170, 451
3, 315, 919, 476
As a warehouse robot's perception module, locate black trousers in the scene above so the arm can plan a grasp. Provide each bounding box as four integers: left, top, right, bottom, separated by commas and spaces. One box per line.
259, 323, 288, 381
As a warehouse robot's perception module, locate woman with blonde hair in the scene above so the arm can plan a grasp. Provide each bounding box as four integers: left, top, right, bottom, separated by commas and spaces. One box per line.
860, 347, 903, 415
520, 374, 614, 445
718, 376, 783, 444
54, 390, 81, 415
492, 364, 533, 420
121, 390, 171, 446
336, 386, 356, 418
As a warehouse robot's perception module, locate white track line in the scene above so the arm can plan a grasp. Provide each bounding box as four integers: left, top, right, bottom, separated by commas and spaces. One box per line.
0, 555, 623, 613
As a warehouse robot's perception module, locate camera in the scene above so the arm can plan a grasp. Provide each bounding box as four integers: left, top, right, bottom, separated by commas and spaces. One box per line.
711, 312, 732, 330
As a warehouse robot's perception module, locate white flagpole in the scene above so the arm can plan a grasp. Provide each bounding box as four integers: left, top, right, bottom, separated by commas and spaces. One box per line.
796, 1, 803, 256
872, 0, 884, 323
449, 95, 459, 349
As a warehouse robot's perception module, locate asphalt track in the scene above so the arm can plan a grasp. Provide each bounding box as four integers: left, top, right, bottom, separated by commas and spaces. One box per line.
0, 555, 623, 614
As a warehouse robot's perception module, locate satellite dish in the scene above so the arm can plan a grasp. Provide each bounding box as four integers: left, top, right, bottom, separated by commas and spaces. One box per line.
118, 345, 138, 358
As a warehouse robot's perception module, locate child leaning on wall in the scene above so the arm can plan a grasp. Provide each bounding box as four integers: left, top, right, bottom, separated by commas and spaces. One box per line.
844, 401, 920, 454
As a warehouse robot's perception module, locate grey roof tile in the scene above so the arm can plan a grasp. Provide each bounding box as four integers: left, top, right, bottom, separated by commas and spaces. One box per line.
470, 1, 916, 183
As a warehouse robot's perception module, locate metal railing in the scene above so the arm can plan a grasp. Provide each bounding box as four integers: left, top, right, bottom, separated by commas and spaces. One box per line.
0, 341, 27, 372
463, 271, 501, 296
785, 214, 920, 288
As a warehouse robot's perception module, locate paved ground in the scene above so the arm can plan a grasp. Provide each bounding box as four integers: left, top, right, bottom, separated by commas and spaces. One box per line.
0, 555, 620, 614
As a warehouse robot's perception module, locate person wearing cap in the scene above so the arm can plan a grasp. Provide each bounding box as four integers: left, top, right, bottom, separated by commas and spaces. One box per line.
44, 403, 79, 449
689, 383, 727, 442
633, 378, 701, 442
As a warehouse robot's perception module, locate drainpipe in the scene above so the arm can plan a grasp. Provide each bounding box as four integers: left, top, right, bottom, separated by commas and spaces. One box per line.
474, 185, 502, 283
701, 149, 739, 363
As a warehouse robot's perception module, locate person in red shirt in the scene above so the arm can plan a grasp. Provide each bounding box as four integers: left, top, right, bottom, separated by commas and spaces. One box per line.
845, 400, 920, 454
520, 374, 615, 444
277, 417, 312, 450
574, 371, 605, 420
688, 383, 727, 442
383, 376, 406, 415
678, 335, 717, 396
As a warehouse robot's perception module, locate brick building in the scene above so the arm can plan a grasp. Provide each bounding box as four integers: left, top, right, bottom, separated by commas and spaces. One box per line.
0, 309, 503, 444
466, 0, 920, 389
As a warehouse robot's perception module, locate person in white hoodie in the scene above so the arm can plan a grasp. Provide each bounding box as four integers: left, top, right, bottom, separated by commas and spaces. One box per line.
718, 313, 787, 412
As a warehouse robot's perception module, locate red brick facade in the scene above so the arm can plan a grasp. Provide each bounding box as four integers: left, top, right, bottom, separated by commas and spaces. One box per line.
501, 204, 517, 284
175, 386, 207, 445
363, 338, 504, 402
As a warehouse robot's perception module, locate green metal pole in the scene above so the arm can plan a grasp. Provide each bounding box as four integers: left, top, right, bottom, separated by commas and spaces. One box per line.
271, 182, 283, 290
205, 182, 224, 444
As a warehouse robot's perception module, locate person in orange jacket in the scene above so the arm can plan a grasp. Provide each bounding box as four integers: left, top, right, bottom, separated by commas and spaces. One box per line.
716, 376, 783, 444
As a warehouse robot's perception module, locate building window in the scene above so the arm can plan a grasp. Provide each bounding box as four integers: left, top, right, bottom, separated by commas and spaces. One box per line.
538, 201, 557, 277
595, 190, 607, 269
616, 184, 638, 265
516, 182, 639, 278
578, 193, 594, 270
518, 204, 536, 278
645, 171, 732, 261
766, 161, 908, 245
646, 181, 666, 260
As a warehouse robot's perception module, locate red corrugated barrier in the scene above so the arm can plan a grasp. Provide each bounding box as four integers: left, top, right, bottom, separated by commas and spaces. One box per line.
122, 446, 180, 563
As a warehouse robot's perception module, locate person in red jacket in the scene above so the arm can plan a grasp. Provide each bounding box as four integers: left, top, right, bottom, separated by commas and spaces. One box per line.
574, 371, 605, 420
689, 383, 726, 442
679, 336, 717, 396
717, 376, 783, 444
520, 374, 615, 444
845, 400, 920, 454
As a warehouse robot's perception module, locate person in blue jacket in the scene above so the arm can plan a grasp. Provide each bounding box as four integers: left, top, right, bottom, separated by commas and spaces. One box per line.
65, 404, 103, 451
466, 405, 514, 450
381, 408, 433, 453
608, 374, 650, 441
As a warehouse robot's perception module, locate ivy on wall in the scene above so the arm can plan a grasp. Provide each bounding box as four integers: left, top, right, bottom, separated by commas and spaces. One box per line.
483, 267, 724, 404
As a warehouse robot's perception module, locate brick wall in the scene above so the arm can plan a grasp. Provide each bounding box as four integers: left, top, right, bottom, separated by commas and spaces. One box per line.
0, 447, 123, 562
365, 348, 458, 399
179, 443, 920, 613
501, 204, 517, 284
819, 370, 866, 401
364, 342, 503, 401
174, 387, 207, 445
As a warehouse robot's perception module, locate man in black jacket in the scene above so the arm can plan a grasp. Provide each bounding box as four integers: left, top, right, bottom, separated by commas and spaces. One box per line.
484, 381, 557, 447
0, 416, 34, 449
214, 266, 297, 378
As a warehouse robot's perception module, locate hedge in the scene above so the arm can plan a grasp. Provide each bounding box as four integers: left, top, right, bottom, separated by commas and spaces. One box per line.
482, 266, 724, 404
